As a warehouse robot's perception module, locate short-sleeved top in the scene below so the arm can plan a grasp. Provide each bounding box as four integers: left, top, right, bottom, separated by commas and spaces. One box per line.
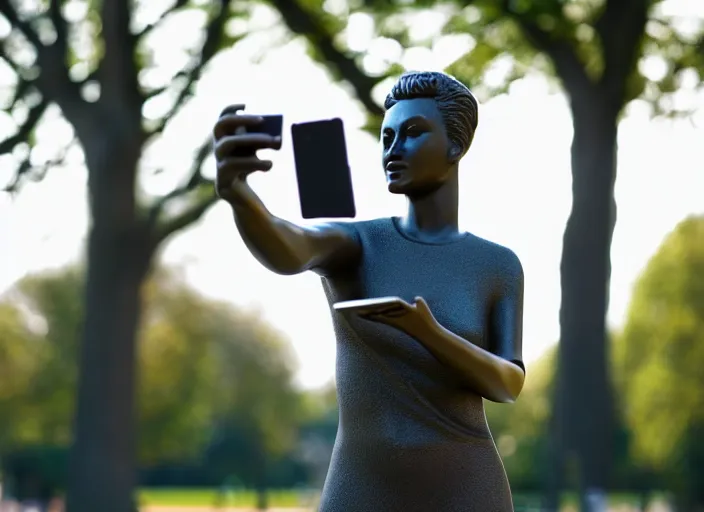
317, 217, 523, 512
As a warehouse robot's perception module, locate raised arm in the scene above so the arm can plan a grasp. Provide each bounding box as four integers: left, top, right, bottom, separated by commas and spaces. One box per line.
228, 181, 359, 275
214, 105, 361, 276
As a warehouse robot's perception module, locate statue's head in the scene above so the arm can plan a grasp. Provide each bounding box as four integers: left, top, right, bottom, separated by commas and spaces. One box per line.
381, 71, 478, 196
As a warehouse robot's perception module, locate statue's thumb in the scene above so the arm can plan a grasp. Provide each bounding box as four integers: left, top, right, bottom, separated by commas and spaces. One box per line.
414, 296, 428, 311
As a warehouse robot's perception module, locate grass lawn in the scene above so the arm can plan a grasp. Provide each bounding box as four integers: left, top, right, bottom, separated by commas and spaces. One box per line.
138, 488, 305, 508
139, 488, 661, 510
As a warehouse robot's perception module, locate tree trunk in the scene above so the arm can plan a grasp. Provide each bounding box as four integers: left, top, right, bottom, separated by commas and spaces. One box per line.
551, 96, 619, 511
256, 488, 269, 511
65, 223, 152, 512
255, 456, 268, 511
542, 418, 565, 512
65, 127, 150, 512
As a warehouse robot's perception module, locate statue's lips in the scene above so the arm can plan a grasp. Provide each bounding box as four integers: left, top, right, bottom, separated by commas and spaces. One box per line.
385, 161, 407, 174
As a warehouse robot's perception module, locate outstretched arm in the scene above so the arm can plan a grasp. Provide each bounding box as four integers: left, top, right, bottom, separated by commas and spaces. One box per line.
228, 180, 360, 276
214, 104, 361, 276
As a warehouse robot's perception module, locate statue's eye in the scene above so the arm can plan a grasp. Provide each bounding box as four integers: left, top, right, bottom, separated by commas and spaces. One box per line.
406, 125, 423, 137
382, 131, 393, 146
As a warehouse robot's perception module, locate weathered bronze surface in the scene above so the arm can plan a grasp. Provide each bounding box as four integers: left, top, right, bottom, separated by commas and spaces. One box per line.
213, 71, 525, 511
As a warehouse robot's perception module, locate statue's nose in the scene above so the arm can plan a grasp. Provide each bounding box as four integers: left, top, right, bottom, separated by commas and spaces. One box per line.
386, 137, 405, 160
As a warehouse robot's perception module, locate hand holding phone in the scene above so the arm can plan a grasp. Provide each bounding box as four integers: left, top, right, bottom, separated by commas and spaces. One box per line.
213, 104, 282, 200
333, 297, 406, 315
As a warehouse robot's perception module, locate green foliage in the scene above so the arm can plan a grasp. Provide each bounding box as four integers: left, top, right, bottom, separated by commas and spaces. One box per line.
444, 3, 545, 100
138, 487, 303, 507
0, 264, 301, 469
298, 0, 704, 121
615, 215, 704, 500
486, 348, 556, 489
138, 273, 221, 464
0, 303, 43, 450
457, 0, 701, 114
0, 269, 84, 450
202, 304, 301, 485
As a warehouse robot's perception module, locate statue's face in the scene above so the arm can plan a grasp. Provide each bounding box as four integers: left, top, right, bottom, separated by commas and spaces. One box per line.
381, 98, 454, 197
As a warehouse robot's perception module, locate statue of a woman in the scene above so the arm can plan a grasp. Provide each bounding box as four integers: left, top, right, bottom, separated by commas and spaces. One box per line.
213, 71, 525, 512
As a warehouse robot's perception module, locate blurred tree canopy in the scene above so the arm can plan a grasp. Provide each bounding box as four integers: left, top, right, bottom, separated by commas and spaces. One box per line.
484, 215, 704, 509
615, 215, 704, 509
0, 265, 301, 498
0, 267, 83, 453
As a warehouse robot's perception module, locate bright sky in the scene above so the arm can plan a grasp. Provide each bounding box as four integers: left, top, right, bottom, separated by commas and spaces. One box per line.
1, 3, 703, 390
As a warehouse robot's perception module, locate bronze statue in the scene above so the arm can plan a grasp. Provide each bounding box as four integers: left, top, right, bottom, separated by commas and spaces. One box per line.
213, 71, 525, 512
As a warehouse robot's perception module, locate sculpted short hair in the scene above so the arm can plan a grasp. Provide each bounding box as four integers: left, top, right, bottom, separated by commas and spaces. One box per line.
384, 71, 479, 157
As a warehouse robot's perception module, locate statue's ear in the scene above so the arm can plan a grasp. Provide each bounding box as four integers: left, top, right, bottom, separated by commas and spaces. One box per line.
448, 143, 463, 164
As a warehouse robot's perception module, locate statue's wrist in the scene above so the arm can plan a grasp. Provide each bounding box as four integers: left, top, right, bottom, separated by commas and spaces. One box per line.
227, 180, 256, 208
408, 316, 441, 344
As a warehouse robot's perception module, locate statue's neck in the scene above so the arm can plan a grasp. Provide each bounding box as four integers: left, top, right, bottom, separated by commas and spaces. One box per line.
401, 172, 460, 240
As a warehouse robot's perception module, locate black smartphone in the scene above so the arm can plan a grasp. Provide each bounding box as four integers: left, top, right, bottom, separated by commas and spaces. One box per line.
232, 114, 283, 157
291, 118, 356, 219
254, 115, 283, 138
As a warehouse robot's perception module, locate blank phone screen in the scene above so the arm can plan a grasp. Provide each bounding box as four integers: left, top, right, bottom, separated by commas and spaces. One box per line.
291, 118, 356, 219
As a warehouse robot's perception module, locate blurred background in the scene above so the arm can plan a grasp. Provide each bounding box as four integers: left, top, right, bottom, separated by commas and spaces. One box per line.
0, 0, 702, 511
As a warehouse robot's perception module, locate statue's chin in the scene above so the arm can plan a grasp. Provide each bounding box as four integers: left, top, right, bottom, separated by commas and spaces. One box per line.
387, 179, 439, 197
386, 180, 407, 195
388, 180, 440, 198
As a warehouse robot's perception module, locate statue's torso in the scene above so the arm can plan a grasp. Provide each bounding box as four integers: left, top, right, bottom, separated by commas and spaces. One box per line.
318, 217, 515, 512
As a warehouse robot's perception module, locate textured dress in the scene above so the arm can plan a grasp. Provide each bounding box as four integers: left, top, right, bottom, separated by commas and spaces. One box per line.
317, 217, 524, 512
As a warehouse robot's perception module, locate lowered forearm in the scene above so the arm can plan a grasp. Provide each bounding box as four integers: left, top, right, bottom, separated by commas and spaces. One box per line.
228, 181, 319, 275
416, 322, 525, 403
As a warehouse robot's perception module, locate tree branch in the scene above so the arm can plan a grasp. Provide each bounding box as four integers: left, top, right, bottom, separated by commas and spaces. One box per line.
0, 44, 20, 72
501, 1, 593, 99
152, 182, 218, 245
138, 0, 190, 40
7, 78, 32, 110
147, 0, 230, 135
269, 0, 384, 117
147, 136, 213, 226
0, 2, 43, 49
0, 43, 35, 110
596, 0, 650, 106
3, 137, 76, 193
49, 0, 69, 54
0, 98, 49, 155
1, 0, 87, 130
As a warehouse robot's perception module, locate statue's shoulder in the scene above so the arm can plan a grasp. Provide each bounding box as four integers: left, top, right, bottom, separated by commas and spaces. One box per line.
465, 233, 523, 280
328, 217, 391, 234
316, 218, 389, 246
